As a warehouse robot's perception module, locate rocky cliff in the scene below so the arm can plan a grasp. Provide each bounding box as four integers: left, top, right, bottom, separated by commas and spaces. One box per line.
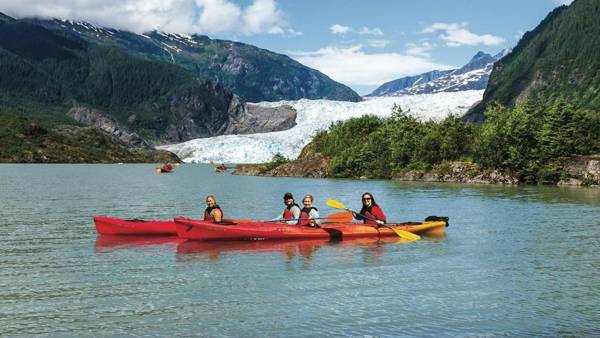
0, 113, 179, 163
558, 155, 600, 186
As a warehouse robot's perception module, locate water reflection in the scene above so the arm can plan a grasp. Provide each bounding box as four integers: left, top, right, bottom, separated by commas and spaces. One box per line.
176, 239, 327, 267
95, 235, 183, 252
95, 234, 443, 262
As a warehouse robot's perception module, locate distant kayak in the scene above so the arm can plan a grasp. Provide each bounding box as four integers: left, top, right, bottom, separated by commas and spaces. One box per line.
214, 165, 228, 172
156, 164, 175, 173
174, 217, 447, 241
94, 216, 176, 236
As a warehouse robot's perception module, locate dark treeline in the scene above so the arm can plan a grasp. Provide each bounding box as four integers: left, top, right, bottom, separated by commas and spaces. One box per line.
309, 97, 600, 183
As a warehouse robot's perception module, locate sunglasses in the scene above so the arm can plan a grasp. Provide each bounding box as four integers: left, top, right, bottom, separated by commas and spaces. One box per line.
362, 197, 372, 201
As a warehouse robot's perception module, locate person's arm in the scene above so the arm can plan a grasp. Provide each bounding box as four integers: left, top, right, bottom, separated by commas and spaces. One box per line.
309, 209, 321, 226
213, 209, 223, 223
272, 211, 285, 221
353, 211, 365, 221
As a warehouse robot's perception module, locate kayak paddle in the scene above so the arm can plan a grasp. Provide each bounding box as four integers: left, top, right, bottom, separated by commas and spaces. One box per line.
325, 199, 421, 241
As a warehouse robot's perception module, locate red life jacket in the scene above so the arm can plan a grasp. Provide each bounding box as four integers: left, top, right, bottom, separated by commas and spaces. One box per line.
282, 203, 300, 220
359, 205, 386, 225
297, 206, 317, 227
204, 205, 223, 223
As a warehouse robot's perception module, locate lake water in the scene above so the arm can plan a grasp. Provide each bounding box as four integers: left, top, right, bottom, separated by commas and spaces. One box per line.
1, 164, 599, 337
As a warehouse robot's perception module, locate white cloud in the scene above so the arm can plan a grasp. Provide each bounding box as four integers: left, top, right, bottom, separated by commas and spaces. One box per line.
196, 0, 242, 34
289, 45, 454, 86
358, 26, 383, 36
0, 0, 297, 36
405, 42, 435, 57
242, 0, 284, 35
286, 28, 303, 36
366, 39, 390, 48
554, 0, 573, 5
330, 24, 351, 34
330, 24, 383, 36
423, 22, 504, 47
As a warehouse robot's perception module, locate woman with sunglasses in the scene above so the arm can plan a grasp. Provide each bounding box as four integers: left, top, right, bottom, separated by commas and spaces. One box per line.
297, 194, 321, 228
353, 192, 386, 226
204, 195, 223, 223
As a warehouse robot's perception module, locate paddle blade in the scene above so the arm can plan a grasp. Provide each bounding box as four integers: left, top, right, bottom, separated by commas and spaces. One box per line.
324, 211, 353, 223
391, 228, 421, 241
326, 199, 347, 210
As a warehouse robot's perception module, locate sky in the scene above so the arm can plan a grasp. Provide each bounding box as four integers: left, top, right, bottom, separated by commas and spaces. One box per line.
1, 0, 573, 94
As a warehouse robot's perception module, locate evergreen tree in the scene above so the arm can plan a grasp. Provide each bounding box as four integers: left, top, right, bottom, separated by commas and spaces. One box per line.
538, 96, 576, 160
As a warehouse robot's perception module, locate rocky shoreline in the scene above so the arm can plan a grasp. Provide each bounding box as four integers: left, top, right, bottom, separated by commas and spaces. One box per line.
233, 154, 600, 187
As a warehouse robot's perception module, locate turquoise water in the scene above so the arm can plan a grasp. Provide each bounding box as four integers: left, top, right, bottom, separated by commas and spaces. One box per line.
1, 164, 599, 337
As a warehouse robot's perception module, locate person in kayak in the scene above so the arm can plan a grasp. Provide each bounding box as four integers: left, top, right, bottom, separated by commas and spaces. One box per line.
298, 194, 321, 228
353, 192, 386, 226
273, 192, 301, 224
204, 195, 223, 223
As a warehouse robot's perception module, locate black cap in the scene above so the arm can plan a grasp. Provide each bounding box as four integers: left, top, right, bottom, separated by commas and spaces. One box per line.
283, 192, 294, 200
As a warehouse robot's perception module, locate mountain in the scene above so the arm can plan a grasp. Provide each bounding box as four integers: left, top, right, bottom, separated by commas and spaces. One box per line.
0, 14, 300, 148
368, 70, 453, 96
0, 12, 14, 23
369, 50, 509, 97
24, 18, 361, 103
464, 0, 600, 122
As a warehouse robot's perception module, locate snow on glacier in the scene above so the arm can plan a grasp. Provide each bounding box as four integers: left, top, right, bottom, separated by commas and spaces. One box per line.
159, 90, 484, 164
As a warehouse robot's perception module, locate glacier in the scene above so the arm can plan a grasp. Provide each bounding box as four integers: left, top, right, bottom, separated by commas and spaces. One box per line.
159, 90, 484, 164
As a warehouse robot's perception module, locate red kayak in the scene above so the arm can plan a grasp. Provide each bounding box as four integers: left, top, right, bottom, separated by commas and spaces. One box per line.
156, 164, 175, 173
174, 217, 447, 241
94, 216, 176, 236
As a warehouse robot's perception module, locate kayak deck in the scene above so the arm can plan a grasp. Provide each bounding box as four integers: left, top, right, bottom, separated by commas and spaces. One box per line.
175, 217, 447, 241
94, 216, 176, 236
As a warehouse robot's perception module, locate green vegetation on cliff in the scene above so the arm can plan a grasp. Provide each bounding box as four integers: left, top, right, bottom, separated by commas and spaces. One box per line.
465, 0, 600, 121
0, 113, 178, 163
310, 102, 600, 183
25, 17, 361, 103
0, 18, 241, 143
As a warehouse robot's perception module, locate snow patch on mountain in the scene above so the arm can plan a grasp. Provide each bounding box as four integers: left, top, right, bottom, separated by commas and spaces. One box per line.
159, 91, 484, 164
370, 50, 510, 96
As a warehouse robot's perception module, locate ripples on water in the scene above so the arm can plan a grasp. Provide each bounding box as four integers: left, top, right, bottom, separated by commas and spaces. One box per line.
1, 164, 599, 337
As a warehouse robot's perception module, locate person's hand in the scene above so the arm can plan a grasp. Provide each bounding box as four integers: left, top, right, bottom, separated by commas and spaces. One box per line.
352, 211, 358, 218
376, 220, 384, 225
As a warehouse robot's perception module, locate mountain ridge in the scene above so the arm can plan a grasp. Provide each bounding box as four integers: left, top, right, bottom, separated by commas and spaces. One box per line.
368, 49, 509, 97
23, 17, 361, 103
